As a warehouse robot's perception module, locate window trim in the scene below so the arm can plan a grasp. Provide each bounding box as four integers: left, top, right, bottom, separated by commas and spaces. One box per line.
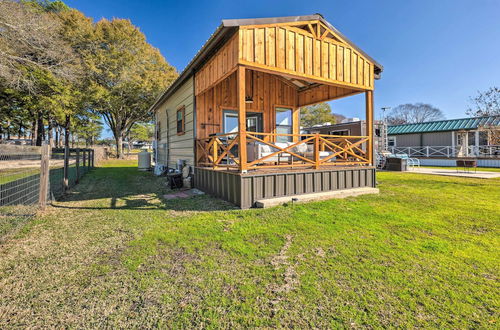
388, 136, 397, 147
176, 106, 185, 135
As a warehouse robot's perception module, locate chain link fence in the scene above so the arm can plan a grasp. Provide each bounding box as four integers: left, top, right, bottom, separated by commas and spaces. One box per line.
0, 145, 100, 239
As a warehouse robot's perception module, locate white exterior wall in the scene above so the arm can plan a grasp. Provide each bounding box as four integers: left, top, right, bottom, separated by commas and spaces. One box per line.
155, 76, 195, 168
419, 158, 500, 168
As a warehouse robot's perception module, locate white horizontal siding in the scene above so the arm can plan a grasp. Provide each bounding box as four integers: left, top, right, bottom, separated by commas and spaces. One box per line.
419, 158, 500, 168
155, 76, 195, 168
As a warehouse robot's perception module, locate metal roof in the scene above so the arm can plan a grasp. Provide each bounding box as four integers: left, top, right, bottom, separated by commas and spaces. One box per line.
387, 116, 500, 135
149, 14, 383, 113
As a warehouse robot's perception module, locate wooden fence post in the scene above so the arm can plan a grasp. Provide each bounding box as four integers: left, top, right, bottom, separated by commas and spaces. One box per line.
75, 148, 80, 183
91, 149, 94, 168
38, 144, 50, 210
63, 145, 69, 193
82, 148, 87, 173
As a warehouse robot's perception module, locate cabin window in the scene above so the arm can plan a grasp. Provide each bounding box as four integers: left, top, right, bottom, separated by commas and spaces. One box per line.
330, 129, 350, 136
276, 107, 292, 142
479, 131, 489, 145
388, 136, 396, 147
176, 106, 185, 135
223, 111, 239, 134
468, 132, 476, 146
223, 110, 263, 134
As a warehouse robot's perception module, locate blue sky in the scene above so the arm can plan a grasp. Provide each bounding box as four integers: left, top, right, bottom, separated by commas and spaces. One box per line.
64, 0, 500, 136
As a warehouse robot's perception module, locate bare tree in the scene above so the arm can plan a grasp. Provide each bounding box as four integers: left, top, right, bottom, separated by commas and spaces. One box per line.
467, 87, 500, 117
386, 103, 445, 125
0, 0, 80, 93
467, 87, 500, 145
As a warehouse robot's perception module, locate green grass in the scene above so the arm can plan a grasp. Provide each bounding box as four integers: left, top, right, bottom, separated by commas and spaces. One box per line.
0, 160, 498, 327
0, 168, 40, 184
421, 165, 500, 172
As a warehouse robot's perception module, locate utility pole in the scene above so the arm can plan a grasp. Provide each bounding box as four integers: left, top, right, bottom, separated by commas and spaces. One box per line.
381, 107, 391, 151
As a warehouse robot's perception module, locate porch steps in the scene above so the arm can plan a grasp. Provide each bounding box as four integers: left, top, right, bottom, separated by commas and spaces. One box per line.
254, 187, 380, 208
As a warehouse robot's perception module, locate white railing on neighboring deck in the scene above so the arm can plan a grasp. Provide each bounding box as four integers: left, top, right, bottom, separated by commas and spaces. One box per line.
388, 145, 500, 158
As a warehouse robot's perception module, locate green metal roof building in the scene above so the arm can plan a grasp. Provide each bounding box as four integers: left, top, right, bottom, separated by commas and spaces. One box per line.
386, 116, 500, 153
388, 116, 500, 135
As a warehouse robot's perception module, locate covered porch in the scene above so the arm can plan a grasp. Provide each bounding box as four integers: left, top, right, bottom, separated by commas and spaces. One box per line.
195, 66, 375, 172
193, 65, 376, 208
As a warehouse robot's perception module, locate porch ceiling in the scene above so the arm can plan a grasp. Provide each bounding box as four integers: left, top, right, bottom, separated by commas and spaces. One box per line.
259, 68, 363, 107
282, 76, 317, 90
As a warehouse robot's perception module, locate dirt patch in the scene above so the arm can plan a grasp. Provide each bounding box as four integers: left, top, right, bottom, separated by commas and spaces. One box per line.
269, 235, 298, 294
315, 247, 326, 258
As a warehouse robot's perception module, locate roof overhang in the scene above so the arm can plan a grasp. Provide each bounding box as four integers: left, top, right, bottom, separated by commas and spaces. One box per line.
150, 14, 383, 113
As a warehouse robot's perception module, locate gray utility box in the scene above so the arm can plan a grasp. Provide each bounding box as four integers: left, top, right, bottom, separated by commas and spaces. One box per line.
385, 157, 408, 171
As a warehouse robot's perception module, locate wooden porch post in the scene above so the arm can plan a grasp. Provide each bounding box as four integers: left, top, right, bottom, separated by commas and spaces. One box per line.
365, 90, 374, 165
237, 66, 247, 172
292, 107, 300, 143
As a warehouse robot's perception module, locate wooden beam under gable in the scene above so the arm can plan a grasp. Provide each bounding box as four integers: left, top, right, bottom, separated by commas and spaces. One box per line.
238, 21, 375, 91
307, 23, 316, 38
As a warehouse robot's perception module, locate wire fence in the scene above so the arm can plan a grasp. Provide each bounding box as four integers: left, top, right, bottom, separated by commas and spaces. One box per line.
0, 145, 102, 240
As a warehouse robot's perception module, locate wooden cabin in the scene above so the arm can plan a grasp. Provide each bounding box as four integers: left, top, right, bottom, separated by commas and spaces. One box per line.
151, 14, 383, 208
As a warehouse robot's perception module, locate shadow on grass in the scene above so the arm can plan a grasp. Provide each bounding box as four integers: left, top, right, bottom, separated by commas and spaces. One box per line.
51, 166, 237, 212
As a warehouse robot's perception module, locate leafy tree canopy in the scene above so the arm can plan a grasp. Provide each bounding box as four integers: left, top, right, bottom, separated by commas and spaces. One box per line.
300, 103, 337, 128
85, 18, 178, 157
129, 123, 154, 142
0, 0, 177, 152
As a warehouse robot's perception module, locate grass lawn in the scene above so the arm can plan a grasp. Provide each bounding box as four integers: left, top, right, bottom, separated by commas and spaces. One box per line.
0, 160, 498, 327
0, 168, 40, 185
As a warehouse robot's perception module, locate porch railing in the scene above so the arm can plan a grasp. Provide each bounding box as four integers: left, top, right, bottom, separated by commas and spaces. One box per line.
195, 132, 370, 170
389, 145, 500, 158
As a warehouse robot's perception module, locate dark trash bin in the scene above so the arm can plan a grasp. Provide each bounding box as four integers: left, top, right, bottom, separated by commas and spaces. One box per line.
385, 157, 408, 171
167, 173, 183, 189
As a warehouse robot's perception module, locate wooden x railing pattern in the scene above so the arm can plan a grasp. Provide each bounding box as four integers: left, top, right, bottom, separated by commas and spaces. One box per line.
196, 133, 240, 169
196, 132, 371, 170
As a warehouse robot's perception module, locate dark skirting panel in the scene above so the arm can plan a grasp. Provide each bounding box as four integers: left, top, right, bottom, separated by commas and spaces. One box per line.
194, 167, 376, 209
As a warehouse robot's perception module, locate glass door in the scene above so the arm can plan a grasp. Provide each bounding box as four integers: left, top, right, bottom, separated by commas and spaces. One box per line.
275, 107, 292, 142
246, 116, 258, 132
